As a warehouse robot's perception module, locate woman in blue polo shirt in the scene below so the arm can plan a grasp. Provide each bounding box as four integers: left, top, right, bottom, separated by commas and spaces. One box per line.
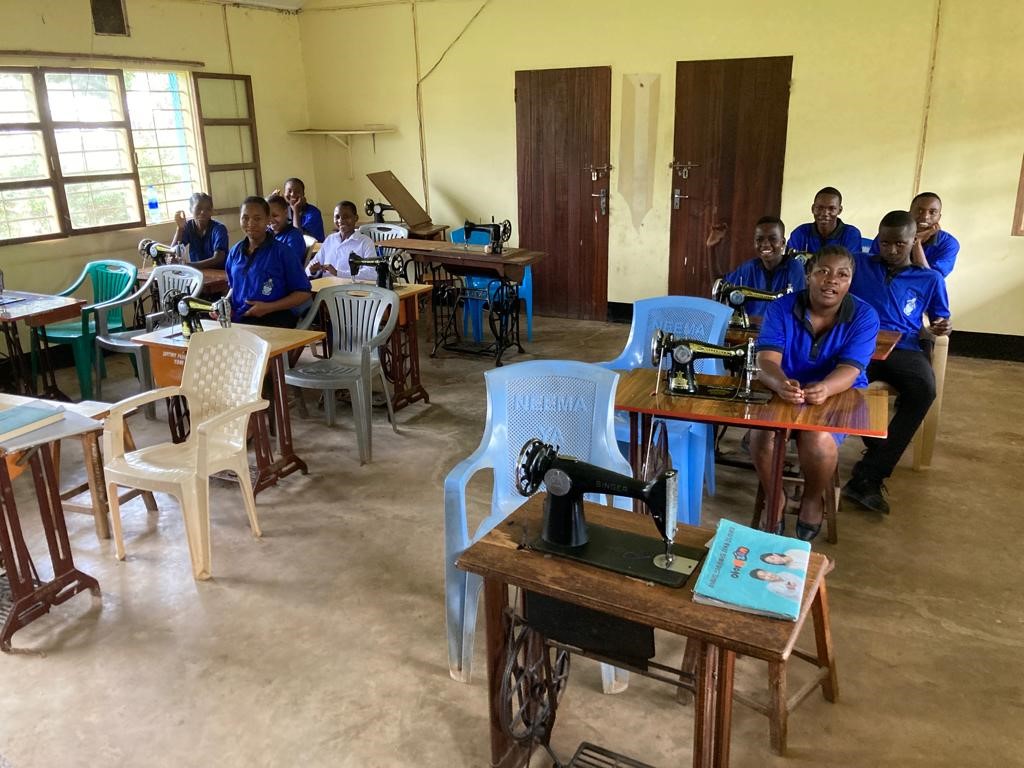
170, 192, 229, 269
751, 246, 880, 540
267, 194, 309, 267
225, 197, 312, 328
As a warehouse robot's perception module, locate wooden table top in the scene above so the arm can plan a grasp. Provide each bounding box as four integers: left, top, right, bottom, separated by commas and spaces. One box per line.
457, 497, 831, 662
725, 326, 902, 361
614, 368, 889, 437
137, 267, 228, 293
387, 237, 544, 280
0, 291, 85, 326
309, 276, 433, 301
134, 323, 325, 357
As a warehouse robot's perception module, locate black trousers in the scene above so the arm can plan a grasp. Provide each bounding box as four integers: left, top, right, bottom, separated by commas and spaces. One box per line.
238, 310, 298, 329
857, 348, 936, 482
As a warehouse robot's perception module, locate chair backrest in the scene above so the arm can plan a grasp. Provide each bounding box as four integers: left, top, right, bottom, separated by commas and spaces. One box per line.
475, 360, 631, 517
315, 284, 399, 361
603, 296, 733, 375
151, 264, 204, 304
359, 223, 409, 261
180, 328, 271, 449
84, 260, 136, 305
451, 228, 491, 246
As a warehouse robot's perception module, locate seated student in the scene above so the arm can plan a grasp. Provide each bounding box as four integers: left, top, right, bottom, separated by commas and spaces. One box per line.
844, 211, 951, 514
267, 194, 308, 267
170, 192, 229, 269
225, 196, 312, 329
306, 200, 378, 281
707, 216, 807, 318
868, 192, 959, 277
752, 245, 880, 540
275, 177, 325, 242
787, 187, 863, 255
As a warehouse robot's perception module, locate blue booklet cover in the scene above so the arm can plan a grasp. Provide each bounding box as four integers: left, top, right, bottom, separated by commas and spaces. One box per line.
692, 519, 811, 621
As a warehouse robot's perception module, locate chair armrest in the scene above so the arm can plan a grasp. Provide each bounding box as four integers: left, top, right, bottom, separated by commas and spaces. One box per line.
102, 386, 182, 461
295, 294, 323, 330
107, 386, 183, 420
145, 309, 171, 332
57, 266, 88, 298
94, 277, 153, 315
443, 446, 495, 545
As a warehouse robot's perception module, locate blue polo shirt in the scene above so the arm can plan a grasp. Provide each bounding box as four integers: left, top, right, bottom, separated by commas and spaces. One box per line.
273, 223, 308, 267
181, 219, 228, 263
756, 290, 879, 389
850, 252, 950, 351
867, 229, 959, 277
787, 219, 863, 255
296, 204, 325, 242
725, 255, 807, 318
225, 236, 312, 322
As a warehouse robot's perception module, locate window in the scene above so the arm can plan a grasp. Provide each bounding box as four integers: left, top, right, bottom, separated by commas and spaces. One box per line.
0, 66, 225, 245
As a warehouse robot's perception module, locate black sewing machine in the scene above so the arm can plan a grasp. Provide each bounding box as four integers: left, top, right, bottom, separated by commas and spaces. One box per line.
138, 238, 186, 268
163, 290, 232, 338
462, 218, 512, 254
711, 278, 793, 330
347, 251, 405, 290
515, 439, 703, 588
650, 330, 772, 404
364, 198, 398, 224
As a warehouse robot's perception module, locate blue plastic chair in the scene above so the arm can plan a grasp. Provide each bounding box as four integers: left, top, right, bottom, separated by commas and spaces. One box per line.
443, 360, 631, 690
451, 228, 534, 342
600, 296, 734, 522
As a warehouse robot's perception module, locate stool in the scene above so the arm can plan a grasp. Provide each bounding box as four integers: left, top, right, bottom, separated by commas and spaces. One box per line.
677, 572, 839, 755
751, 469, 840, 544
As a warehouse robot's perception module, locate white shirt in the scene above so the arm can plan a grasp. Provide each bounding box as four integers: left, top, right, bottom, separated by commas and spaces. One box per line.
308, 231, 377, 281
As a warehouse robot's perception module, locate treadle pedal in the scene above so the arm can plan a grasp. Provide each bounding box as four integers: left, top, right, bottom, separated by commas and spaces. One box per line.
567, 742, 656, 768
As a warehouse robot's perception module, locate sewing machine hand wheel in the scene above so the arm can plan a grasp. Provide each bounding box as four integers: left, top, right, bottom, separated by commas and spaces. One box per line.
650, 329, 667, 367
498, 621, 570, 745
162, 290, 187, 320
364, 198, 375, 217
387, 252, 406, 281
515, 438, 555, 496
500, 219, 512, 243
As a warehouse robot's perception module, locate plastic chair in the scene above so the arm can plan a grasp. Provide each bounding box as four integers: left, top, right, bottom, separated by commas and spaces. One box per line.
444, 360, 632, 691
600, 296, 734, 522
451, 228, 534, 342
33, 260, 137, 400
94, 264, 203, 418
358, 223, 409, 261
287, 284, 399, 463
102, 328, 271, 580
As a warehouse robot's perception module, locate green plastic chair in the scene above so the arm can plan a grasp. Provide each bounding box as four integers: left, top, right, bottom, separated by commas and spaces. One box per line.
32, 260, 137, 400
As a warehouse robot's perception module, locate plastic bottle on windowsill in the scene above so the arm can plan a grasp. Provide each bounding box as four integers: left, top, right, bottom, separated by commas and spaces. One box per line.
146, 186, 161, 223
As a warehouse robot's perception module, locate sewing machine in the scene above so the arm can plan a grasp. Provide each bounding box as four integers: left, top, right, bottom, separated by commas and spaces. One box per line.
138, 239, 186, 268
711, 278, 793, 330
163, 290, 231, 338
462, 218, 512, 255
650, 330, 772, 404
514, 439, 703, 587
347, 252, 406, 290
363, 198, 398, 224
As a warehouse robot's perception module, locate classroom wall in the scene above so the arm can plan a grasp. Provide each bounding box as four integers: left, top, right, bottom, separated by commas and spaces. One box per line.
0, 0, 314, 300
298, 0, 1024, 336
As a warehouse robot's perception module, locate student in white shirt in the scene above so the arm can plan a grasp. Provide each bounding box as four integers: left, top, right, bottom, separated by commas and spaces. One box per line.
306, 200, 377, 281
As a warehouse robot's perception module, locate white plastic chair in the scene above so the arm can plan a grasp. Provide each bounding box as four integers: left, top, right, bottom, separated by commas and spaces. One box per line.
94, 264, 203, 418
102, 328, 271, 581
287, 284, 399, 463
358, 223, 409, 261
443, 360, 632, 691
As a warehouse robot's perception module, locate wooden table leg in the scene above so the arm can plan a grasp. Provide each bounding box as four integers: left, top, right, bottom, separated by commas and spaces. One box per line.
768, 660, 787, 755
693, 640, 719, 768
80, 431, 110, 539
268, 354, 307, 480
30, 326, 71, 402
762, 428, 789, 532
483, 577, 530, 768
811, 578, 839, 702
713, 649, 735, 768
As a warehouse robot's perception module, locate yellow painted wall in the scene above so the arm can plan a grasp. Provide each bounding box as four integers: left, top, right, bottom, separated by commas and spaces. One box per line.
0, 0, 314, 301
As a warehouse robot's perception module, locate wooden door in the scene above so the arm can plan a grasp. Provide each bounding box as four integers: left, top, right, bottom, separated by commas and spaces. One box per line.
668, 57, 792, 296
516, 66, 611, 320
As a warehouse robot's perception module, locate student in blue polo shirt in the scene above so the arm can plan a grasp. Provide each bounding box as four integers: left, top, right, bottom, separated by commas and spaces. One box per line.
225, 197, 312, 328
753, 245, 880, 540
867, 192, 959, 277
278, 177, 325, 242
787, 187, 863, 255
708, 216, 807, 317
170, 192, 229, 269
844, 210, 951, 514
267, 194, 308, 267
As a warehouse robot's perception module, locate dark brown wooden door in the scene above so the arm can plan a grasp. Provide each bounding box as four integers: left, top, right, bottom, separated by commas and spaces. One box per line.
668, 57, 792, 296
516, 66, 611, 320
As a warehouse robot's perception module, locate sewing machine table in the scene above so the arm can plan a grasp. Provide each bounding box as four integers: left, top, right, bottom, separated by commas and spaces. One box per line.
0, 291, 86, 400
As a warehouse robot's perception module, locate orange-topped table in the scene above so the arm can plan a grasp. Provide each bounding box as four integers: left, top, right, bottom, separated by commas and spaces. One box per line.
614, 368, 888, 532
0, 290, 85, 400
310, 278, 433, 410
135, 323, 325, 494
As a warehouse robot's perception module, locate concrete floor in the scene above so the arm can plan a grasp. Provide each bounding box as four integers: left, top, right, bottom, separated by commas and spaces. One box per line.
1, 315, 1021, 768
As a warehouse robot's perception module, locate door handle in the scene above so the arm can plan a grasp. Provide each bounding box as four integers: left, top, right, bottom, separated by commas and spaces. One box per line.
673, 189, 689, 209
592, 188, 608, 216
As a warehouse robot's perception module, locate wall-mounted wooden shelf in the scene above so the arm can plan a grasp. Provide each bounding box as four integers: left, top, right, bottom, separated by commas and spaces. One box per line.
289, 127, 397, 178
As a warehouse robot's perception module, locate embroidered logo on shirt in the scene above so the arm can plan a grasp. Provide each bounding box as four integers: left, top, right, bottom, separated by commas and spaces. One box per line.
902, 293, 918, 317
261, 278, 274, 296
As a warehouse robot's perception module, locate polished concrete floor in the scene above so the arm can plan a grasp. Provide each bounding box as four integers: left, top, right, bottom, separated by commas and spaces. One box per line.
1, 316, 1020, 768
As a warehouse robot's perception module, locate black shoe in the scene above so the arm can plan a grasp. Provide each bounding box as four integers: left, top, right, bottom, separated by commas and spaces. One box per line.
842, 476, 890, 514
795, 518, 822, 541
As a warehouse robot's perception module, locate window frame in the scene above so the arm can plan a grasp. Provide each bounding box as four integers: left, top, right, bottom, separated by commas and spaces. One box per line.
192, 72, 263, 216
